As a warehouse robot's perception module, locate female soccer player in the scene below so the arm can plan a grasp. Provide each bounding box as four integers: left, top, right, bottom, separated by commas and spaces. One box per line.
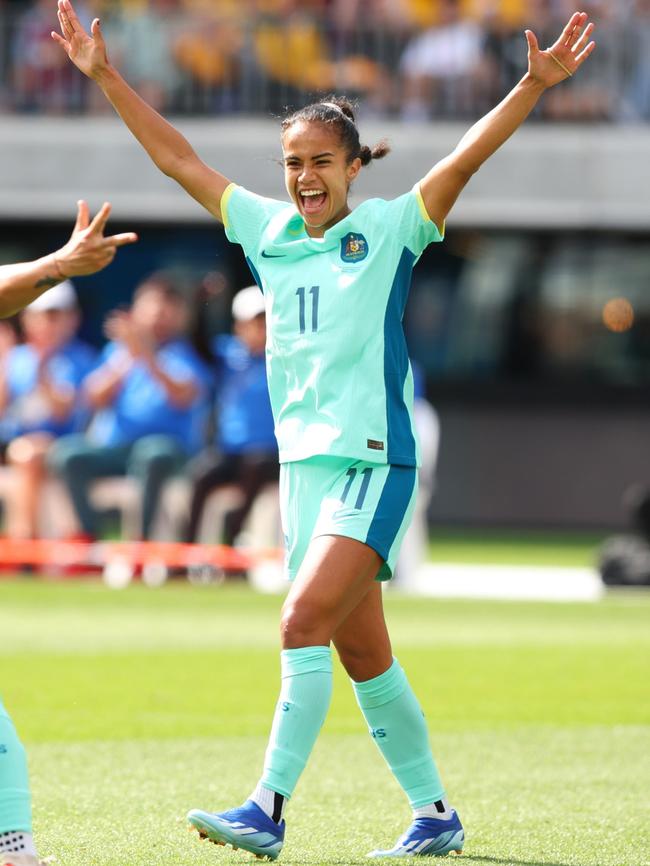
52, 3, 595, 858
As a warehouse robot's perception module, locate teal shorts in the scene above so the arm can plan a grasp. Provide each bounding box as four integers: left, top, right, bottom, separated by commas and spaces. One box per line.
280, 455, 418, 581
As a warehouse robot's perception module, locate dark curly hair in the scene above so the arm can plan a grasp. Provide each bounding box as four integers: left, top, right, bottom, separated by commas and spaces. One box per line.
281, 95, 390, 167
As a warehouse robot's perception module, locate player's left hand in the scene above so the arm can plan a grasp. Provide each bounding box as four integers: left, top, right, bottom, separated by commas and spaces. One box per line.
54, 200, 138, 278
525, 11, 596, 88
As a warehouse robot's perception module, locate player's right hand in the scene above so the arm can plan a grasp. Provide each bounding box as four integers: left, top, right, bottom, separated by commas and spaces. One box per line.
51, 0, 110, 80
55, 201, 138, 278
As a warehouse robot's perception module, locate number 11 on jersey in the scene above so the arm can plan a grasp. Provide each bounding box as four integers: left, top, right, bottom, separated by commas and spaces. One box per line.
296, 285, 320, 334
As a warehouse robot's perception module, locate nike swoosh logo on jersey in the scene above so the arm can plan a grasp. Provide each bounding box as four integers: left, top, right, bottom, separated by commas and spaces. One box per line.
261, 251, 286, 258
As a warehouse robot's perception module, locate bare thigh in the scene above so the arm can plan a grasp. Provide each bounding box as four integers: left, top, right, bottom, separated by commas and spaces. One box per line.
281, 534, 383, 649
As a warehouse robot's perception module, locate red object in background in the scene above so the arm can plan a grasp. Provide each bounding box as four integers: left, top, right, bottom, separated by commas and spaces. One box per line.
0, 537, 281, 576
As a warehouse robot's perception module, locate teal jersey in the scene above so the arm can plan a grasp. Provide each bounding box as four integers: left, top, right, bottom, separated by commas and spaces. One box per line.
222, 183, 443, 466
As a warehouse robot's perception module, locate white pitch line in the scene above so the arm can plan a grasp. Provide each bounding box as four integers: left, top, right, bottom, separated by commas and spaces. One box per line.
402, 563, 604, 602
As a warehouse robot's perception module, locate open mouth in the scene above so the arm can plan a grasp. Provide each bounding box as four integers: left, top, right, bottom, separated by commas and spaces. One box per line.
299, 189, 328, 216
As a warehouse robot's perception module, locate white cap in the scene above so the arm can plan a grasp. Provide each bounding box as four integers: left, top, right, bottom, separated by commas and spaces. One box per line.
27, 279, 77, 312
232, 285, 265, 321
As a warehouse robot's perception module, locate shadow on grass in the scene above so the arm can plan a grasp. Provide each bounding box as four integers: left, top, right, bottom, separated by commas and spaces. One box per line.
427, 857, 576, 866
293, 858, 577, 866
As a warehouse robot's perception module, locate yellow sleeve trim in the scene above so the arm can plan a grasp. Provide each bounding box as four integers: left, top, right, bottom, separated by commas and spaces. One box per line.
220, 182, 237, 229
413, 182, 445, 240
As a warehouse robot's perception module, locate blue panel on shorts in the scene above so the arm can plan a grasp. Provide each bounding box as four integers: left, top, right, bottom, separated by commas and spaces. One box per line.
365, 464, 417, 561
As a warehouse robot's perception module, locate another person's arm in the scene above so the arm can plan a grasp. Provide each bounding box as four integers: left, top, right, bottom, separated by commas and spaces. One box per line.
0, 201, 137, 318
418, 11, 596, 232
52, 0, 232, 221
106, 311, 199, 408
84, 352, 132, 410
37, 363, 76, 421
87, 311, 198, 410
142, 359, 199, 409
86, 353, 197, 410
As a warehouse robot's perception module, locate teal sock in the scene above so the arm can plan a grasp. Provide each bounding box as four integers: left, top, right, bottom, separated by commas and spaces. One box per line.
0, 701, 32, 834
353, 658, 445, 808
261, 646, 332, 799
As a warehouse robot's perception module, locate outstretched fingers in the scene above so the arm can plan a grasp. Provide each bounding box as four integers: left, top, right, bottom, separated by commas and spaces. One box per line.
74, 199, 90, 232
88, 202, 112, 234
559, 11, 583, 47
56, 7, 71, 42
59, 0, 84, 35
51, 30, 69, 51
575, 39, 596, 66
57, 3, 74, 40
109, 232, 139, 248
572, 22, 595, 55
83, 202, 138, 247
525, 29, 539, 53
90, 17, 108, 53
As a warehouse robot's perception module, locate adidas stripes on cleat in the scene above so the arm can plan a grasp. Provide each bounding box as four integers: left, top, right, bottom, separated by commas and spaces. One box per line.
187, 799, 285, 861
368, 812, 464, 858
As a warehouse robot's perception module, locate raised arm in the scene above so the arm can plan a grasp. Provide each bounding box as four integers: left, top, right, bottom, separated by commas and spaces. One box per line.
51, 0, 231, 221
0, 201, 137, 318
419, 11, 596, 232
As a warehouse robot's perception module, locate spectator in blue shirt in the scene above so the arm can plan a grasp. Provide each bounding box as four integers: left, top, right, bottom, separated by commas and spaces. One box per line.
49, 273, 211, 539
0, 280, 96, 539
186, 285, 278, 544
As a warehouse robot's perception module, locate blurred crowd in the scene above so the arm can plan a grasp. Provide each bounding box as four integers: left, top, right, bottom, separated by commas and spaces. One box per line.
0, 273, 438, 584
0, 0, 648, 122
0, 274, 281, 546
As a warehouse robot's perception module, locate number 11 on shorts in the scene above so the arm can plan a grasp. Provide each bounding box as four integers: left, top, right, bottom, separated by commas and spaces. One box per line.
341, 467, 373, 510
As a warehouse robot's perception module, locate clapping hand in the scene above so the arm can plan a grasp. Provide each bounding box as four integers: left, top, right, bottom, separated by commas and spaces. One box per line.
104, 310, 153, 361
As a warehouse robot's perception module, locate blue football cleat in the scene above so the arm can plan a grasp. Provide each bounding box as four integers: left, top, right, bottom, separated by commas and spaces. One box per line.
187, 799, 285, 861
368, 812, 464, 858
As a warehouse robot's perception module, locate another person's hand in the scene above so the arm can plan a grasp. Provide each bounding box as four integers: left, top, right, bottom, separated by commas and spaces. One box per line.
53, 200, 137, 279
104, 310, 153, 360
525, 11, 596, 88
51, 0, 111, 80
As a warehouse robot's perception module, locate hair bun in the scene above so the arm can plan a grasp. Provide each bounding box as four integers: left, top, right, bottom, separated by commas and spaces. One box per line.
359, 145, 373, 166
339, 102, 356, 123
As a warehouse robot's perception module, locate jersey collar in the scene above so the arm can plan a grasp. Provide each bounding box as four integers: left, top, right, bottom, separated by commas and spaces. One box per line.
266, 206, 357, 256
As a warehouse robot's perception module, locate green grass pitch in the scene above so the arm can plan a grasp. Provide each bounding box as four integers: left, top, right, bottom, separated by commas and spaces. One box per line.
1, 580, 649, 866
426, 529, 605, 567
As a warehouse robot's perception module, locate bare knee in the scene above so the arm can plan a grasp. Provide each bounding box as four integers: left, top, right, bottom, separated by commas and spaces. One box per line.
280, 600, 331, 649
7, 437, 47, 472
335, 636, 392, 682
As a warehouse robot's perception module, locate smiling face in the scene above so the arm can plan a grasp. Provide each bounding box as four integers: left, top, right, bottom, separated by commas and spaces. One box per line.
282, 120, 361, 238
